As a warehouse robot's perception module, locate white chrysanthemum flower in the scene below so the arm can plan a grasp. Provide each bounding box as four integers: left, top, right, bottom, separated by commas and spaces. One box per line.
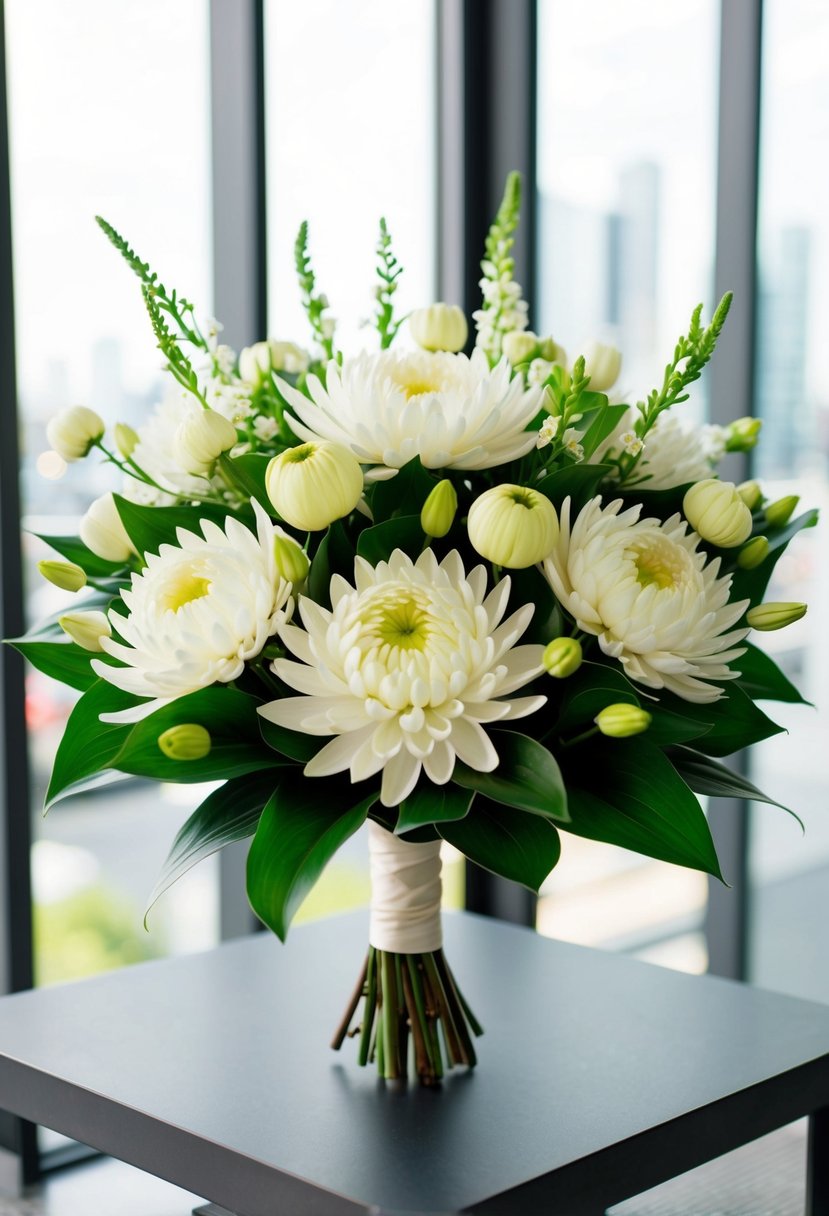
258, 548, 547, 807
542, 497, 750, 703
275, 348, 543, 477
123, 389, 213, 507
593, 409, 722, 490
91, 500, 293, 724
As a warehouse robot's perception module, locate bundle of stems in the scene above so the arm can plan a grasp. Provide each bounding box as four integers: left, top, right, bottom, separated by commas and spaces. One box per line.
331, 947, 483, 1085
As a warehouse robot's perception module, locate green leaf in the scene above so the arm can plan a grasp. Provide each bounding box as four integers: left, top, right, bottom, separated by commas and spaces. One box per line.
730, 508, 819, 608
395, 782, 474, 834
535, 463, 613, 510
653, 682, 784, 757
219, 452, 271, 505
145, 772, 277, 922
561, 739, 723, 879
578, 403, 628, 460
46, 680, 136, 808
35, 534, 126, 578
370, 459, 437, 524
259, 715, 324, 763
307, 519, 354, 607
453, 730, 569, 823
113, 495, 252, 558
112, 686, 282, 782
506, 567, 563, 644
355, 514, 424, 565
246, 774, 375, 939
734, 643, 810, 705
439, 797, 561, 891
11, 639, 98, 692
666, 745, 803, 829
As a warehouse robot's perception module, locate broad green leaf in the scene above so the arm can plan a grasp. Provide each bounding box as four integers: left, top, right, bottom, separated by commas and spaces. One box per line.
370, 458, 437, 524
579, 403, 628, 460
113, 687, 282, 782
145, 772, 278, 921
246, 774, 375, 939
535, 463, 613, 510
356, 514, 425, 565
395, 782, 474, 834
12, 639, 98, 691
35, 534, 126, 579
46, 680, 136, 808
307, 519, 354, 608
506, 567, 563, 644
734, 643, 810, 705
561, 739, 723, 879
259, 715, 325, 763
113, 495, 252, 558
219, 452, 270, 505
666, 745, 803, 829
439, 797, 561, 891
453, 730, 569, 823
730, 508, 819, 608
653, 682, 783, 757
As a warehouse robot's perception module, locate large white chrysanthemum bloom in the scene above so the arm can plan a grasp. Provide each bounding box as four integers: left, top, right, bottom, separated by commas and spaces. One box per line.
542, 497, 750, 703
258, 548, 547, 807
91, 500, 293, 723
594, 409, 725, 490
275, 348, 543, 476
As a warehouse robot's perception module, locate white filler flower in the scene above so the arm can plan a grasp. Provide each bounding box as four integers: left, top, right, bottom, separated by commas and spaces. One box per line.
542, 497, 749, 703
91, 500, 293, 723
259, 548, 547, 807
275, 348, 543, 476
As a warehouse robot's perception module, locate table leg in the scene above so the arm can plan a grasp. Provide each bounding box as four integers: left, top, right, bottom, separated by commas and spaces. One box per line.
807, 1107, 829, 1216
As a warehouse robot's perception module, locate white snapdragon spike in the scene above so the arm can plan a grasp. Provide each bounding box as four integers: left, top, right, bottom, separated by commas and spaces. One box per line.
258, 548, 547, 807
275, 348, 543, 477
91, 500, 293, 724
542, 497, 750, 703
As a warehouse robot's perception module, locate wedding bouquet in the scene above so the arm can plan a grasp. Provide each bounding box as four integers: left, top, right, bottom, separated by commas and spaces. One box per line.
14, 174, 816, 1084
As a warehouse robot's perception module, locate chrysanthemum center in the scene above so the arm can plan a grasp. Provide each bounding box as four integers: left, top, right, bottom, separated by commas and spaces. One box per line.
160, 566, 212, 612
367, 592, 432, 652
393, 371, 443, 400
631, 539, 683, 590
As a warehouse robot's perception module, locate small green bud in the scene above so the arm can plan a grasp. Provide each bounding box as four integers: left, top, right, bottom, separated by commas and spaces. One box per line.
157, 724, 212, 761
594, 703, 652, 738
38, 559, 87, 592
537, 336, 566, 364
725, 416, 762, 452
114, 422, 140, 459
764, 495, 799, 528
409, 304, 468, 353
273, 532, 310, 585
737, 480, 763, 510
746, 602, 807, 632
737, 535, 770, 570
59, 610, 111, 652
502, 331, 540, 366
543, 636, 583, 678
420, 479, 458, 539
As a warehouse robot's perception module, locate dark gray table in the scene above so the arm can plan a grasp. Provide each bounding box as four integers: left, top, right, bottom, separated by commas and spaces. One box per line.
0, 910, 828, 1216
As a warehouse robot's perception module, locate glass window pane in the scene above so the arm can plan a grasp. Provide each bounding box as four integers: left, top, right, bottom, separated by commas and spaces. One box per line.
749, 0, 829, 1005
6, 0, 218, 986
535, 0, 719, 967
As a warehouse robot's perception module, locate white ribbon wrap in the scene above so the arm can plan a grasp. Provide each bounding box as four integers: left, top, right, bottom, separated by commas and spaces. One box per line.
368, 820, 443, 953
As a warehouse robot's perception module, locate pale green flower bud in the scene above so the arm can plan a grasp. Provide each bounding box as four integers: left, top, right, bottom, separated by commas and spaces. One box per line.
409, 303, 468, 353
467, 484, 559, 569
595, 703, 652, 738
580, 341, 622, 392
46, 405, 105, 462
273, 531, 310, 584
737, 479, 763, 510
764, 495, 799, 528
59, 609, 111, 652
537, 336, 566, 363
502, 330, 540, 365
269, 340, 309, 374
420, 479, 458, 538
746, 602, 807, 631
543, 636, 582, 678
114, 422, 139, 459
157, 723, 212, 761
266, 441, 364, 531
38, 559, 87, 592
174, 408, 238, 474
239, 341, 273, 383
737, 535, 770, 569
726, 416, 762, 452
683, 479, 753, 548
79, 493, 135, 563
